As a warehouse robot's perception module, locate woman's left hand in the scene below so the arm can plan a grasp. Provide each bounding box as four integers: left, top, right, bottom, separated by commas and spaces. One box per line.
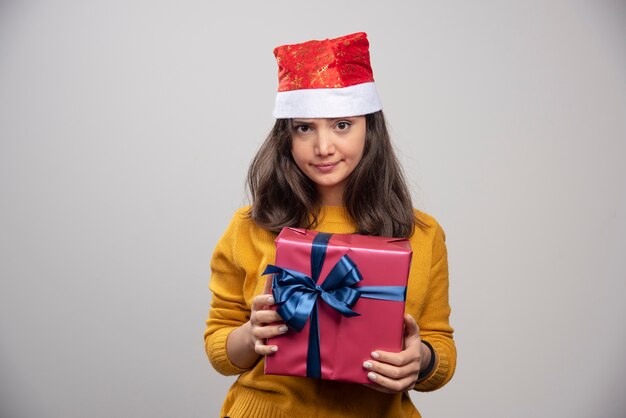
362, 313, 431, 394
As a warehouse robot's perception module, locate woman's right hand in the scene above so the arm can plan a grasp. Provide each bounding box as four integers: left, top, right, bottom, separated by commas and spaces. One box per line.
249, 293, 288, 355
226, 278, 288, 369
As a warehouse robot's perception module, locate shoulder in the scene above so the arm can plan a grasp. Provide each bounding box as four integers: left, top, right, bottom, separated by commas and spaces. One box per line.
413, 208, 437, 227
413, 209, 445, 236
411, 208, 447, 255
221, 206, 257, 233
223, 205, 276, 242
231, 205, 252, 222
223, 206, 253, 227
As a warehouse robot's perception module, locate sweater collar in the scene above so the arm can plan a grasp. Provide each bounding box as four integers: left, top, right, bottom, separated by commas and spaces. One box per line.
317, 206, 354, 225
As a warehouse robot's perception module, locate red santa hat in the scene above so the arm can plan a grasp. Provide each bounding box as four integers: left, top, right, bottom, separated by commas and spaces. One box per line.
272, 32, 382, 118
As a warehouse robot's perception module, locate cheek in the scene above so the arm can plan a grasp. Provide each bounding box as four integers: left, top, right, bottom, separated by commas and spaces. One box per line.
290, 144, 307, 168
351, 150, 365, 170
350, 133, 366, 161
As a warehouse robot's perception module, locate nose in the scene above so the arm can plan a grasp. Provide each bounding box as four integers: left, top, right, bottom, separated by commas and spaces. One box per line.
315, 129, 335, 157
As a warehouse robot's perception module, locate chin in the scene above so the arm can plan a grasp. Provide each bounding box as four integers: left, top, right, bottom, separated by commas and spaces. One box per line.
315, 179, 342, 187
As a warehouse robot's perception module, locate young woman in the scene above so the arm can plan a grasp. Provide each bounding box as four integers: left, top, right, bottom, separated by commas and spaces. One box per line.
204, 32, 456, 418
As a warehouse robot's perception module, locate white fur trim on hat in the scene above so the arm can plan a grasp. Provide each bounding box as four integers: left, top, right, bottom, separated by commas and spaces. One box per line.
272, 82, 382, 119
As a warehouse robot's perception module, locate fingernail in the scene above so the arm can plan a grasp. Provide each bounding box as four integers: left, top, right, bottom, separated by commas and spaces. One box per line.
278, 325, 288, 333
371, 352, 380, 359
367, 372, 377, 381
363, 361, 372, 369
270, 346, 278, 352
267, 296, 275, 304
408, 313, 414, 321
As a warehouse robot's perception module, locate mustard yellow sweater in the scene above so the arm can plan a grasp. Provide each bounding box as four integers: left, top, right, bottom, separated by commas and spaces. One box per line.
204, 206, 456, 418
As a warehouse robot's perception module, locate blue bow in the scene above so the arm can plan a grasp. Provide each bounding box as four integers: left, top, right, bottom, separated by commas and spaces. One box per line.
263, 254, 363, 332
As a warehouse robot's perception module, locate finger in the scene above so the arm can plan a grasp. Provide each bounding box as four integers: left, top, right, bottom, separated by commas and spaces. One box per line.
369, 347, 419, 367
404, 313, 420, 339
252, 323, 289, 340
253, 309, 283, 325
365, 370, 416, 393
253, 340, 279, 356
251, 294, 275, 311
403, 313, 421, 350
363, 358, 420, 381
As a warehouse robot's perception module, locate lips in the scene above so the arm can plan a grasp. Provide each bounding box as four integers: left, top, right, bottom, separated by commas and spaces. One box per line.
313, 162, 339, 172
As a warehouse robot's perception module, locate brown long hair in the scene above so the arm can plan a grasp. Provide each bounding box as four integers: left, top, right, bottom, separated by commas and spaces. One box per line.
246, 110, 422, 238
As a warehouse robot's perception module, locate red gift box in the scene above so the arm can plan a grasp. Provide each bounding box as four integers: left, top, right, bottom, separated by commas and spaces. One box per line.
263, 227, 412, 384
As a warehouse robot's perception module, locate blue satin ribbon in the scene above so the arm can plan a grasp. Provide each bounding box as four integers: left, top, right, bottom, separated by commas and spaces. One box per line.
262, 232, 407, 379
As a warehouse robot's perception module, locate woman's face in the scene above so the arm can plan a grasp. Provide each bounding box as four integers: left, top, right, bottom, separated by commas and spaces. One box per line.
290, 116, 366, 206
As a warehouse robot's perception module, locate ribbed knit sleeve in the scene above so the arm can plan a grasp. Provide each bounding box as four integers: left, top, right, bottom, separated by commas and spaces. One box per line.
413, 221, 457, 392
204, 210, 252, 376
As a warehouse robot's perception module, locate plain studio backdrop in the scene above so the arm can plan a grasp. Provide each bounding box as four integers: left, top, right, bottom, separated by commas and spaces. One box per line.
1, 1, 625, 417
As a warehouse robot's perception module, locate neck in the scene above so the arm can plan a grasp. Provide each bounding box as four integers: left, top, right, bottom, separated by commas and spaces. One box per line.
317, 185, 344, 206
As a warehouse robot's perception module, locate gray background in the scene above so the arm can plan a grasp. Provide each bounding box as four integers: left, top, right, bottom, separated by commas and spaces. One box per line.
1, 1, 625, 417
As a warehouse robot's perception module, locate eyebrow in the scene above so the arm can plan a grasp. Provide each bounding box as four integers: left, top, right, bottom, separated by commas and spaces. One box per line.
292, 117, 355, 124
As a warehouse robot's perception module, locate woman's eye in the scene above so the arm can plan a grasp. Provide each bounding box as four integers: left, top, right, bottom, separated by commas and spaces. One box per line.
294, 125, 310, 133
336, 121, 351, 130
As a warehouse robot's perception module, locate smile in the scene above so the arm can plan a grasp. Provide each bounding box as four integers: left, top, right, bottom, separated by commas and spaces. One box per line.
313, 162, 339, 172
